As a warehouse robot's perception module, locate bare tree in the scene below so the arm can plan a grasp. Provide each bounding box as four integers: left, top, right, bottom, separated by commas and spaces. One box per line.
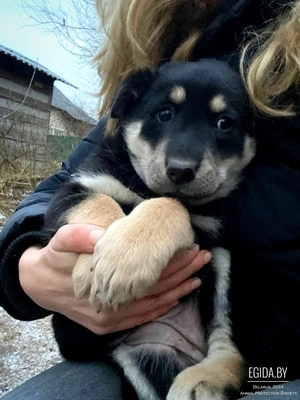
20, 0, 103, 63
19, 0, 104, 117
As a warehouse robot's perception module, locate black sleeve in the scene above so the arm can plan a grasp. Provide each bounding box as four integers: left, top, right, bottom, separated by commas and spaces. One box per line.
0, 119, 106, 321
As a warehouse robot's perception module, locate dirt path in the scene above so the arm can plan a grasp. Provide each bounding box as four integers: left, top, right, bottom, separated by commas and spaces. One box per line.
0, 309, 62, 397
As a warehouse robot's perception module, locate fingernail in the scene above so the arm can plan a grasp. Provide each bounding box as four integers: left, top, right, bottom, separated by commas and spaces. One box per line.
192, 244, 200, 252
203, 251, 212, 264
89, 229, 105, 246
191, 278, 201, 290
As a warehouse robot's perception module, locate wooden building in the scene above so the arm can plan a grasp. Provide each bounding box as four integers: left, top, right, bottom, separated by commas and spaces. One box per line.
48, 86, 97, 160
51, 86, 96, 138
49, 86, 96, 161
0, 44, 75, 171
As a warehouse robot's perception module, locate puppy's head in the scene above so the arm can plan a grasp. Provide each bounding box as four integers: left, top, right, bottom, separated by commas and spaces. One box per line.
110, 59, 255, 204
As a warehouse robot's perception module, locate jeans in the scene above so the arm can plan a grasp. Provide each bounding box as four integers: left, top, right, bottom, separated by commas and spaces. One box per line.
2, 361, 137, 400
2, 361, 300, 400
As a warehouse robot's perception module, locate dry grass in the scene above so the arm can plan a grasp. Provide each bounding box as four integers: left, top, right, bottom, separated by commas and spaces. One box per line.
0, 176, 37, 229
0, 165, 59, 229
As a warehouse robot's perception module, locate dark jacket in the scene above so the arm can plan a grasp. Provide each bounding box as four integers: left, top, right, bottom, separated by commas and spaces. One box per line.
1, 0, 299, 379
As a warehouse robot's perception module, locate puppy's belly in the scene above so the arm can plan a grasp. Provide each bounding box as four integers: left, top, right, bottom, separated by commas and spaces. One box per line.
124, 293, 206, 367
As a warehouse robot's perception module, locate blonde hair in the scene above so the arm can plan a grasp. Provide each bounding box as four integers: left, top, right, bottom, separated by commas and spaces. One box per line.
94, 0, 208, 115
94, 0, 300, 118
241, 1, 300, 117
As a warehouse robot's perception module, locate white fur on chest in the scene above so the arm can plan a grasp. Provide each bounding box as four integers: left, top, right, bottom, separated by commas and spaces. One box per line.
73, 173, 144, 206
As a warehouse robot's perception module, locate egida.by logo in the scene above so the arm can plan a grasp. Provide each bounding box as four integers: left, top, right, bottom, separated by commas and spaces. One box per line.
248, 367, 288, 380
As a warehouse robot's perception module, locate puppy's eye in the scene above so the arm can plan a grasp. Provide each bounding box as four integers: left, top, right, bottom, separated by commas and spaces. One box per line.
156, 107, 173, 122
217, 117, 234, 131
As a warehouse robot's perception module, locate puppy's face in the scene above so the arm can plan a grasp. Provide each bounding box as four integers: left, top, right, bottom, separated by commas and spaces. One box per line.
111, 60, 255, 204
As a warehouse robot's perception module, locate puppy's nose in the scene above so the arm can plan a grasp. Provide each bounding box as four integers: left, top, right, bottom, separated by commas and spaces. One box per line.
166, 159, 197, 185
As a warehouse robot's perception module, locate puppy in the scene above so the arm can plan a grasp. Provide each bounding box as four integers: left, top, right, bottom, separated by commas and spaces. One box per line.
43, 59, 256, 400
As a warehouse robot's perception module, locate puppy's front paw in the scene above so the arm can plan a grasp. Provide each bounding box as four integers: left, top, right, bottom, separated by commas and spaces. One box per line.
167, 360, 242, 400
88, 198, 194, 312
87, 218, 166, 311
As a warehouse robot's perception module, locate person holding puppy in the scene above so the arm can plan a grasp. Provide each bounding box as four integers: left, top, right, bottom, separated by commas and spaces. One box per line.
1, 0, 299, 399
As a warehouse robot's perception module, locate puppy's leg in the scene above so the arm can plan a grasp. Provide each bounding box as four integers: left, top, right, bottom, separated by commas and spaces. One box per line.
167, 248, 245, 400
88, 197, 194, 311
167, 337, 244, 400
67, 194, 125, 298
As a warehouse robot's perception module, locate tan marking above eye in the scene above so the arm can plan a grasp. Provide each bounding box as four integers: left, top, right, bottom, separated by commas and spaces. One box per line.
209, 94, 227, 113
170, 86, 186, 104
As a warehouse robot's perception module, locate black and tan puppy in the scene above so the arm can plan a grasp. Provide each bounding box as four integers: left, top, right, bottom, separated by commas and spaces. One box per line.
43, 59, 256, 400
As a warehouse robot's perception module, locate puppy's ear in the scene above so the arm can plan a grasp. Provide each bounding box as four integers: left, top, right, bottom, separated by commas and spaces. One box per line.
110, 69, 154, 119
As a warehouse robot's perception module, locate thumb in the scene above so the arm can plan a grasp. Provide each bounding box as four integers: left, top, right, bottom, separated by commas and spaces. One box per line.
51, 224, 105, 254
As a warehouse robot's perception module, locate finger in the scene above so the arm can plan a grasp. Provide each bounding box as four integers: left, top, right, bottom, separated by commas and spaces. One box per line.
50, 224, 105, 254
111, 301, 179, 333
159, 245, 199, 280
63, 299, 177, 335
69, 275, 201, 334
147, 251, 210, 296
145, 276, 201, 310
107, 276, 201, 322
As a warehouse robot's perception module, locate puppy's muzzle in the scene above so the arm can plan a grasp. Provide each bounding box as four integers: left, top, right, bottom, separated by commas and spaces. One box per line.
166, 158, 198, 185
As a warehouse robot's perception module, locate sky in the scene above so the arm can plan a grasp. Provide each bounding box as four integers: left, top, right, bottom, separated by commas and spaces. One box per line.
0, 0, 99, 117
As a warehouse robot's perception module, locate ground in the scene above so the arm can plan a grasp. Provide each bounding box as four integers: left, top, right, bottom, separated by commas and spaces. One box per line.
0, 310, 62, 397
0, 177, 62, 397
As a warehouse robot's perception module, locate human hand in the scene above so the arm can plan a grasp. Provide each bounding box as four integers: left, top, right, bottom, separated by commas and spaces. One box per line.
19, 224, 211, 335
